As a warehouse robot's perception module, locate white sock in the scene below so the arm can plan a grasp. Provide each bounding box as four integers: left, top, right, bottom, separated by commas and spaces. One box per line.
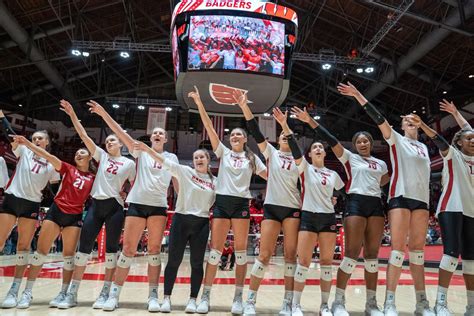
247, 290, 257, 302
234, 285, 243, 297
385, 290, 395, 305
202, 285, 212, 299
25, 280, 35, 291
335, 287, 345, 303
68, 280, 81, 294
416, 290, 427, 303
102, 281, 112, 294
149, 284, 158, 298
10, 278, 22, 293
467, 290, 474, 306
110, 283, 122, 298
436, 286, 448, 305
292, 291, 302, 305
284, 290, 293, 301
366, 289, 377, 302
321, 291, 330, 304
61, 283, 69, 293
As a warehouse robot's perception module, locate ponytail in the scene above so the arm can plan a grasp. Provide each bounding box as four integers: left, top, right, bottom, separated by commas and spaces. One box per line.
243, 143, 256, 174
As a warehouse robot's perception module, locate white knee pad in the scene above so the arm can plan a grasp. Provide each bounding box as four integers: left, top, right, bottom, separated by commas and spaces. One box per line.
294, 264, 309, 283
16, 251, 29, 266
462, 260, 474, 275
235, 251, 247, 265
250, 259, 267, 278
63, 256, 75, 271
320, 265, 333, 282
339, 257, 357, 275
409, 251, 424, 266
30, 252, 47, 266
284, 263, 296, 277
148, 254, 161, 267
207, 249, 221, 265
389, 250, 405, 268
105, 253, 118, 269
439, 255, 458, 273
74, 252, 89, 267
117, 253, 133, 269
364, 259, 378, 274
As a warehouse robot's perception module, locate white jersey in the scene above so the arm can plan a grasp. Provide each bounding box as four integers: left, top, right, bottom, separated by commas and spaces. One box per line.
91, 146, 136, 206
385, 129, 431, 205
338, 148, 388, 197
262, 144, 300, 208
126, 150, 178, 207
5, 145, 60, 202
163, 160, 216, 218
214, 142, 266, 199
436, 146, 474, 217
298, 158, 344, 214
0, 157, 8, 189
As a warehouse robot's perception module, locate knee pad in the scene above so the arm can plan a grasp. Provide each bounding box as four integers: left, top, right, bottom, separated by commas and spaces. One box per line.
250, 259, 267, 278
117, 253, 133, 269
364, 259, 378, 274
148, 254, 161, 267
16, 251, 29, 266
74, 252, 89, 267
63, 256, 74, 271
320, 265, 333, 282
284, 263, 296, 277
462, 260, 474, 275
339, 257, 357, 275
207, 249, 221, 265
294, 264, 309, 283
439, 255, 458, 273
409, 251, 424, 266
30, 252, 47, 266
105, 253, 118, 269
235, 251, 247, 265
389, 250, 405, 268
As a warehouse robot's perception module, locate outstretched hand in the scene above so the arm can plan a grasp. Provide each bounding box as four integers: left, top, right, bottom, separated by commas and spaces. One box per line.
132, 141, 149, 153
402, 113, 422, 127
439, 99, 457, 114
59, 99, 75, 117
188, 85, 201, 103
272, 108, 288, 127
11, 135, 28, 145
291, 106, 311, 123
0, 110, 4, 118
87, 100, 107, 117
337, 81, 360, 97
232, 89, 248, 108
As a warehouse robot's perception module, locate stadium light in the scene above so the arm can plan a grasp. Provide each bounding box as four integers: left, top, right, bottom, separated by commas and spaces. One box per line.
71, 49, 81, 56
356, 67, 364, 73
165, 107, 173, 112
112, 104, 120, 109
469, 74, 474, 78
120, 51, 130, 58
364, 67, 374, 73
442, 91, 447, 95
137, 105, 145, 110
263, 113, 271, 117
224, 128, 230, 132
313, 115, 321, 120
82, 51, 90, 57
321, 63, 332, 70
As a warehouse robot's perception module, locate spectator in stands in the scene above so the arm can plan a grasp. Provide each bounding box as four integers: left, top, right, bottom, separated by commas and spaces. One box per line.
220, 241, 235, 271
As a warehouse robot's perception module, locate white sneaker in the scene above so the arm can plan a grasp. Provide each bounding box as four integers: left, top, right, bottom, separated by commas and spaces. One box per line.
1, 289, 18, 309
320, 303, 332, 316
332, 301, 349, 316
49, 291, 67, 307
465, 305, 474, 316
279, 299, 292, 316
160, 296, 171, 313
102, 294, 119, 311
147, 296, 160, 312
185, 298, 197, 313
383, 303, 398, 316
196, 297, 210, 314
16, 290, 33, 309
243, 300, 256, 315
292, 303, 304, 316
365, 299, 384, 316
92, 290, 109, 309
231, 294, 244, 314
57, 292, 77, 309
434, 303, 452, 316
415, 300, 435, 316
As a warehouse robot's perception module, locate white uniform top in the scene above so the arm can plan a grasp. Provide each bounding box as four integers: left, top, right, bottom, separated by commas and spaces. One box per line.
436, 146, 474, 217
338, 148, 388, 197
298, 158, 344, 214
5, 145, 60, 202
385, 129, 431, 205
91, 146, 136, 206
214, 142, 266, 199
163, 160, 216, 218
0, 157, 9, 189
126, 150, 178, 207
262, 144, 300, 208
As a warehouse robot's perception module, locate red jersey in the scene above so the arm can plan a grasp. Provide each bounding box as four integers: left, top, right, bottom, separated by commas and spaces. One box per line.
222, 246, 234, 256
54, 162, 95, 215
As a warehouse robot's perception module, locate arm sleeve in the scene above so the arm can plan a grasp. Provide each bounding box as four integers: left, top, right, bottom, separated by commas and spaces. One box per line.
0, 117, 16, 136
362, 102, 386, 125
431, 134, 450, 152
313, 125, 338, 147
287, 134, 303, 160
246, 118, 266, 144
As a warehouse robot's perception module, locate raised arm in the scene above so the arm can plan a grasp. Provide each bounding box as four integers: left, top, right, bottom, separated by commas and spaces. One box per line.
273, 108, 303, 165
233, 89, 268, 153
188, 86, 220, 151
406, 114, 450, 157
60, 100, 97, 155
87, 100, 135, 152
0, 110, 18, 150
291, 106, 345, 158
133, 141, 165, 164
338, 82, 392, 140
440, 99, 471, 130
11, 135, 62, 170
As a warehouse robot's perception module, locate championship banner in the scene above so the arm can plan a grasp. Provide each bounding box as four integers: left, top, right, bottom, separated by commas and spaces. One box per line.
147, 107, 167, 135
259, 116, 276, 143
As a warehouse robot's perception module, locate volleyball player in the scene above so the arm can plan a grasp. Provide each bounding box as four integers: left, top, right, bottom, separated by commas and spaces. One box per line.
56, 100, 136, 309
0, 111, 61, 309
233, 91, 300, 316
8, 135, 95, 309
188, 87, 267, 314
133, 141, 216, 313
338, 82, 435, 316
86, 100, 178, 312
273, 108, 345, 316
0, 155, 8, 190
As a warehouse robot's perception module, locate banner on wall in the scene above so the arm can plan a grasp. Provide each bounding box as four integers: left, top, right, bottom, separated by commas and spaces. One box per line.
147, 107, 167, 135
259, 116, 276, 143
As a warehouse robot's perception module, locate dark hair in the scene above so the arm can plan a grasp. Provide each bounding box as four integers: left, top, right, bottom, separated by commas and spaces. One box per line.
352, 131, 374, 151
233, 128, 256, 173
452, 128, 473, 151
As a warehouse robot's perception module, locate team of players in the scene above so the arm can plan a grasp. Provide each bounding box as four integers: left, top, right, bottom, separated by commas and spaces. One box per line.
0, 82, 472, 316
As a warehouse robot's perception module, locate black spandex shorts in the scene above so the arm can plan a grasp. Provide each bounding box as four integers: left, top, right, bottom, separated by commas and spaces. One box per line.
264, 204, 301, 222
299, 211, 337, 234
344, 194, 384, 218
0, 193, 41, 219
212, 194, 250, 219
44, 202, 83, 228
438, 212, 474, 260
388, 196, 428, 212
126, 203, 167, 218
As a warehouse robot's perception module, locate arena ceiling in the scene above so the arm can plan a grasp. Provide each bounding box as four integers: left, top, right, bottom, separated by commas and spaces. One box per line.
0, 0, 473, 139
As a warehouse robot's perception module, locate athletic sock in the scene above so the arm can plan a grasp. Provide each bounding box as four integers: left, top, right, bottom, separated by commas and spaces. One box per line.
25, 280, 35, 291
292, 291, 302, 305
284, 290, 293, 302
436, 286, 448, 305
467, 290, 474, 306
149, 284, 158, 298
61, 283, 69, 293
110, 283, 122, 298
10, 278, 22, 294
321, 291, 330, 304
102, 281, 112, 294
202, 285, 211, 299
247, 290, 257, 302
385, 290, 395, 305
416, 290, 427, 303
335, 287, 345, 303
234, 285, 243, 299
68, 280, 81, 294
